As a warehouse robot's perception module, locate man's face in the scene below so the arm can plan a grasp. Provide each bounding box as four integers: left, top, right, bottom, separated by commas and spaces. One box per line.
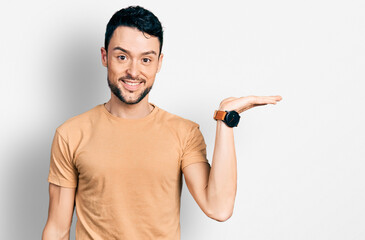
101, 26, 163, 105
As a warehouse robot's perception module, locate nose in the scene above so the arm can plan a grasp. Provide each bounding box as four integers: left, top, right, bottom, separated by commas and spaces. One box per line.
126, 60, 139, 79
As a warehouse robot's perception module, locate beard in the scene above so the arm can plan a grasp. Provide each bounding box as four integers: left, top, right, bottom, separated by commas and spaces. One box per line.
107, 75, 153, 105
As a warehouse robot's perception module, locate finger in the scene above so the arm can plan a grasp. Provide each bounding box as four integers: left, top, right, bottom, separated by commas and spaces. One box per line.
261, 96, 282, 103
269, 95, 282, 101
252, 97, 276, 105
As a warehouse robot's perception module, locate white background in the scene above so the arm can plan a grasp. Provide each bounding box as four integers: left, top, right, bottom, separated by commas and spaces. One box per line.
1, 0, 364, 239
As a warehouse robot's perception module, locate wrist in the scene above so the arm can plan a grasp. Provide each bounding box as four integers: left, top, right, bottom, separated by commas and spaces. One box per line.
218, 100, 238, 111
218, 104, 230, 111
213, 109, 241, 128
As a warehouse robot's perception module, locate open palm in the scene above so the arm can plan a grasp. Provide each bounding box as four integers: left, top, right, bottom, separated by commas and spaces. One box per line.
219, 95, 283, 113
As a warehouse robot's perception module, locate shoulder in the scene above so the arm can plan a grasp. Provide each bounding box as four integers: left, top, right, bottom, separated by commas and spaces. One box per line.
156, 106, 200, 131
55, 104, 101, 141
155, 106, 204, 149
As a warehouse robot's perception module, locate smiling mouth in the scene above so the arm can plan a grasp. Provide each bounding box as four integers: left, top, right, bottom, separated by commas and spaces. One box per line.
121, 79, 144, 91
123, 80, 142, 86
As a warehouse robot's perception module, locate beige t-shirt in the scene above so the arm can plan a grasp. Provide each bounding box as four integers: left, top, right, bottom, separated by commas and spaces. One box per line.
48, 102, 210, 239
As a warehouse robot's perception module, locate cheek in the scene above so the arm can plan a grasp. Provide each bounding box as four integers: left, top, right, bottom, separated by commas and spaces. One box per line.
107, 64, 124, 78
143, 65, 159, 78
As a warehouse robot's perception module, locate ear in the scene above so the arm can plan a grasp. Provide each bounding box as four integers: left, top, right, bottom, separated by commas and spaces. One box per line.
101, 47, 108, 67
157, 53, 164, 73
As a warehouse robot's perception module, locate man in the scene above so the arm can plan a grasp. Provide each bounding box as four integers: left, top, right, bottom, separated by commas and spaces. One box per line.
42, 5, 282, 240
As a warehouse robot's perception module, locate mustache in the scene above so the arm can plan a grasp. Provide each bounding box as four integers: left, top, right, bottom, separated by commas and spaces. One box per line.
119, 75, 145, 82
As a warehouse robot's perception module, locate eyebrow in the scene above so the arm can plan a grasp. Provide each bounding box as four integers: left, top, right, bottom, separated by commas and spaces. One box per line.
112, 46, 157, 56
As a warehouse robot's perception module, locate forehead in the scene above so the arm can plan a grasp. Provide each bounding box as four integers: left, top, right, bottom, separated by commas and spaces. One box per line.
109, 26, 160, 54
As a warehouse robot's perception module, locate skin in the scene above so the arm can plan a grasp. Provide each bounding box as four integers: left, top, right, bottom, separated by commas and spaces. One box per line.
183, 95, 282, 221
42, 25, 283, 239
101, 26, 163, 119
42, 183, 75, 239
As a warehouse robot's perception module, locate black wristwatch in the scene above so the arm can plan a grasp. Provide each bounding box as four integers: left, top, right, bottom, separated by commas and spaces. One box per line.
213, 110, 240, 128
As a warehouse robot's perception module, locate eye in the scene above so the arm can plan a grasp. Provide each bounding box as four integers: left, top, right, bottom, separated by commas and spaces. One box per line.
142, 58, 151, 63
118, 55, 126, 60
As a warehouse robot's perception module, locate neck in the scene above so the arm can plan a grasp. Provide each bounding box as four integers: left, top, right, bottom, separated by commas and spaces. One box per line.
105, 95, 154, 119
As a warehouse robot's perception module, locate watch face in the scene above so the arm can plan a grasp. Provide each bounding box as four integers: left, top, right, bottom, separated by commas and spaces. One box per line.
225, 111, 240, 127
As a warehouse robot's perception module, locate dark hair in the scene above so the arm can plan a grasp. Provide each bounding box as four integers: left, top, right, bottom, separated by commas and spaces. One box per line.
104, 6, 163, 56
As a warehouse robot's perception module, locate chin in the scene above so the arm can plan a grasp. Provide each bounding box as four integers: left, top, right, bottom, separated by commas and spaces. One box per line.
118, 91, 149, 105
108, 78, 152, 105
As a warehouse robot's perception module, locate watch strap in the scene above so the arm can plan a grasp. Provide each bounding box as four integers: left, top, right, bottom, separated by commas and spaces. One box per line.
213, 110, 226, 121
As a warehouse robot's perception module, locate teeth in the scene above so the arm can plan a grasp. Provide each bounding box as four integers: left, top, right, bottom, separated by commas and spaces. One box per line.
125, 81, 141, 86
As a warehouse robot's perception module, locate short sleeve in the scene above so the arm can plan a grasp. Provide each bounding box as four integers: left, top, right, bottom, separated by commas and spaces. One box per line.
180, 124, 210, 170
47, 130, 78, 188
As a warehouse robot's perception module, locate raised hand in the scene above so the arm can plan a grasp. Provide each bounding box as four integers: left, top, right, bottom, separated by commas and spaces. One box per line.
219, 95, 283, 113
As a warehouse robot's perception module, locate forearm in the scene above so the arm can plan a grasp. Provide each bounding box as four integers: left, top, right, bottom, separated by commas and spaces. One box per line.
42, 222, 70, 240
206, 120, 237, 220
